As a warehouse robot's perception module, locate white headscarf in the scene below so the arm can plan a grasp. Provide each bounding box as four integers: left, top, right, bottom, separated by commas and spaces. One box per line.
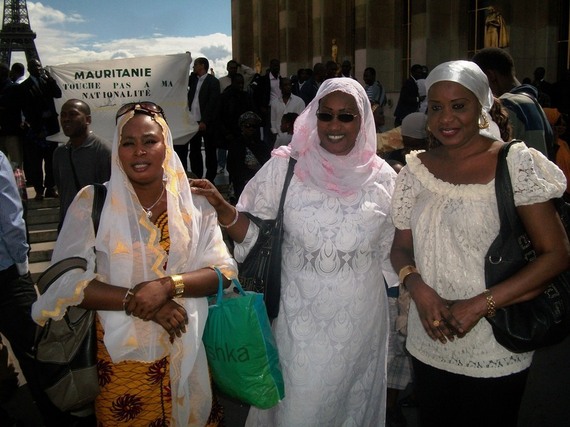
424, 60, 502, 140
33, 107, 237, 426
274, 77, 386, 197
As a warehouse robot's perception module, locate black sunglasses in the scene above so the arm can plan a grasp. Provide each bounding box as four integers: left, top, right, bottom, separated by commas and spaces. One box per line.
316, 111, 359, 123
242, 123, 259, 129
115, 102, 166, 124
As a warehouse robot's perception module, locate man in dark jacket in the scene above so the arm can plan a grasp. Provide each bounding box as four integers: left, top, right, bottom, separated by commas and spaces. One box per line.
472, 48, 555, 159
393, 64, 423, 126
19, 58, 62, 200
186, 57, 220, 182
0, 63, 24, 169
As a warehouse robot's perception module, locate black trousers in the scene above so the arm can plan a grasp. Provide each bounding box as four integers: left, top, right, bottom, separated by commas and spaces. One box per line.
412, 357, 528, 427
189, 130, 217, 183
24, 136, 57, 194
173, 142, 189, 173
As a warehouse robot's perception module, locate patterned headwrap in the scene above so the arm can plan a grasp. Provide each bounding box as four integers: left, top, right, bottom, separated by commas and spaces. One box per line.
238, 111, 262, 127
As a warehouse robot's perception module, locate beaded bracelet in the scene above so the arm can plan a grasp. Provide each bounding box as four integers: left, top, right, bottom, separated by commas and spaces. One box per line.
218, 207, 239, 229
483, 289, 496, 318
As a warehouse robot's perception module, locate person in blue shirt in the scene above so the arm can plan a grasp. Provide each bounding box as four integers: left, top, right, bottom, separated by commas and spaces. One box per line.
0, 151, 45, 422
0, 150, 28, 276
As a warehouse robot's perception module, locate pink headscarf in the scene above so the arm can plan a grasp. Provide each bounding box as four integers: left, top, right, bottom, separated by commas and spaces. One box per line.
273, 77, 385, 197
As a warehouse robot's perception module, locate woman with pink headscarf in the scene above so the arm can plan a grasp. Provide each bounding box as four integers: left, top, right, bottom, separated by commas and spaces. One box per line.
191, 77, 397, 426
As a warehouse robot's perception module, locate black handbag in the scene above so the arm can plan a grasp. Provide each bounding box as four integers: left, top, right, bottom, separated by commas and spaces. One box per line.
238, 157, 296, 320
484, 141, 570, 353
33, 183, 106, 411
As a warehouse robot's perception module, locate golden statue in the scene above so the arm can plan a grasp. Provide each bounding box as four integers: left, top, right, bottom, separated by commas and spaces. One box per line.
331, 39, 338, 64
255, 56, 262, 74
484, 7, 509, 48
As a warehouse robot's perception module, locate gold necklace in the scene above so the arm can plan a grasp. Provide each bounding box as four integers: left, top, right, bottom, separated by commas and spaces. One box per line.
142, 184, 165, 218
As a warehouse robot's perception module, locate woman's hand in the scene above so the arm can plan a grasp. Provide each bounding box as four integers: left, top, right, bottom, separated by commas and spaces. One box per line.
407, 276, 464, 343
191, 179, 248, 241
190, 179, 228, 211
126, 277, 172, 320
152, 300, 188, 342
446, 295, 489, 338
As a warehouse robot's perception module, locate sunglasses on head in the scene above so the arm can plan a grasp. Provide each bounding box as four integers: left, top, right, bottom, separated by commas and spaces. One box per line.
316, 111, 359, 123
115, 102, 166, 124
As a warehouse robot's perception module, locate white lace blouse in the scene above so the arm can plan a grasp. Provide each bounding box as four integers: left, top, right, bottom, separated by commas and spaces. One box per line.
391, 143, 566, 378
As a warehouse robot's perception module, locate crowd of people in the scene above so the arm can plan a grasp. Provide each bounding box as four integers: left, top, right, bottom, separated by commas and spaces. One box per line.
1, 50, 569, 427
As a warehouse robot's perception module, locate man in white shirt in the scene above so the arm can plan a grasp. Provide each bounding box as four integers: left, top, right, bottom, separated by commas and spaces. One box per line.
218, 59, 256, 93
270, 77, 305, 144
185, 57, 220, 182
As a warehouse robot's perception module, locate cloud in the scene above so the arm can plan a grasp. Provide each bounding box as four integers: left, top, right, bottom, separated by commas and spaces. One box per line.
28, 2, 85, 24
24, 2, 233, 77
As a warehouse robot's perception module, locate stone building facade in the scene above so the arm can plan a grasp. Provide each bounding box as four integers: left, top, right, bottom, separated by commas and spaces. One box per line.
232, 0, 569, 123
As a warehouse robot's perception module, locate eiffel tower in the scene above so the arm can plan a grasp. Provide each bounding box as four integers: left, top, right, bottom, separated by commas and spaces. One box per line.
0, 0, 39, 65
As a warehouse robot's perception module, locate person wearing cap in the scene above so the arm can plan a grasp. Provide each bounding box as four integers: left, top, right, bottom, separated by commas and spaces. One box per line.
390, 60, 569, 426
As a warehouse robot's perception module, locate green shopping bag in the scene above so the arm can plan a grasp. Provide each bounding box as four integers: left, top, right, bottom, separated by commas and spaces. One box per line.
203, 268, 285, 409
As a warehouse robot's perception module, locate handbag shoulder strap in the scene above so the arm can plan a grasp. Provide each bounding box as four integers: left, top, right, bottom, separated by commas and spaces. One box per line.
496, 141, 537, 261
91, 183, 107, 235
495, 140, 521, 229
38, 184, 106, 294
243, 157, 296, 227
277, 157, 297, 218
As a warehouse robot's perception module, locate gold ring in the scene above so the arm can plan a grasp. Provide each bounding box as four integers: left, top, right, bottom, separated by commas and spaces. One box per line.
432, 319, 441, 327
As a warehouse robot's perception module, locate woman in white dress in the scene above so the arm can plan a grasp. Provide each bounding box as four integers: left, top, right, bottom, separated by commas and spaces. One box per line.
191, 77, 398, 426
390, 60, 570, 427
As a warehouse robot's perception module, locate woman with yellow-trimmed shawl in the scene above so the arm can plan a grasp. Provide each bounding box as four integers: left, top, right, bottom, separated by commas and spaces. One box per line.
33, 102, 237, 426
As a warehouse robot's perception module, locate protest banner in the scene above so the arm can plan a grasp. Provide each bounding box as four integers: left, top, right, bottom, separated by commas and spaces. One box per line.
48, 52, 198, 145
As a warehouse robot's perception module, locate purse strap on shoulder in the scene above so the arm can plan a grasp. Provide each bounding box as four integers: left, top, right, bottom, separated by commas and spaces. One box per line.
495, 141, 521, 229
37, 184, 107, 294
277, 157, 297, 220
495, 141, 535, 259
91, 183, 107, 235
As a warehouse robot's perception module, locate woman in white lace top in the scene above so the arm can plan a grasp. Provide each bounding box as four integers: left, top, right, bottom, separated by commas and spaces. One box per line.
192, 78, 398, 426
390, 60, 570, 427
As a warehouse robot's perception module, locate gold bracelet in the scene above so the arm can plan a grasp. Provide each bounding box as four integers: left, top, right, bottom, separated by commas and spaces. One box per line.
218, 207, 239, 228
122, 288, 134, 314
398, 265, 419, 286
170, 274, 185, 298
483, 289, 496, 317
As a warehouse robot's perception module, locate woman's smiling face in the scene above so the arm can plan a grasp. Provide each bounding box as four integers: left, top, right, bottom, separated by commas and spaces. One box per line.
317, 91, 361, 156
427, 81, 481, 148
118, 114, 166, 187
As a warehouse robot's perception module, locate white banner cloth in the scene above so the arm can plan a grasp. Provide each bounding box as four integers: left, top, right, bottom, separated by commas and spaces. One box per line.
48, 53, 198, 145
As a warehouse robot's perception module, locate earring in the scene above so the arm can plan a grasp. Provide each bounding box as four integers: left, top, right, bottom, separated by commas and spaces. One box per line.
478, 112, 490, 129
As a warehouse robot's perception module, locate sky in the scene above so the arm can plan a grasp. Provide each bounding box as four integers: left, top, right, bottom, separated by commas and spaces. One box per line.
12, 1, 233, 76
